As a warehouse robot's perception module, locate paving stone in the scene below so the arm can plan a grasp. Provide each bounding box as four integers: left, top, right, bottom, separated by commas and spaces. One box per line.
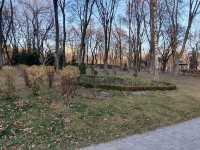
81, 118, 200, 150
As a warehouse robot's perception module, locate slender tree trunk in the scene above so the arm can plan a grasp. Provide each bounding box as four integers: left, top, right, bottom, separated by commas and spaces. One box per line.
53, 0, 60, 69
104, 28, 109, 66
79, 31, 86, 64
119, 41, 122, 68
0, 0, 5, 69
179, 17, 193, 58
61, 0, 66, 65
161, 59, 167, 72
150, 0, 159, 80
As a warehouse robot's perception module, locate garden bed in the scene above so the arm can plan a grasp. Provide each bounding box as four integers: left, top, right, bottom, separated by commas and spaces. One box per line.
79, 75, 176, 91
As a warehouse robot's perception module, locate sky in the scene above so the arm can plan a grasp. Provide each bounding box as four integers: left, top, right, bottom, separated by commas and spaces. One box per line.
12, 0, 200, 52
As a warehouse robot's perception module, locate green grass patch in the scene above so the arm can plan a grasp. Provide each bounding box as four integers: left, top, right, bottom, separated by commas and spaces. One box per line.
1, 87, 200, 149
1, 73, 200, 149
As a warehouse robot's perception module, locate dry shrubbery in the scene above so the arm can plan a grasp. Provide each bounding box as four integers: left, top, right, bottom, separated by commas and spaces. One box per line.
26, 66, 45, 96
1, 65, 80, 103
19, 65, 30, 87
45, 66, 55, 88
1, 66, 16, 97
60, 66, 80, 106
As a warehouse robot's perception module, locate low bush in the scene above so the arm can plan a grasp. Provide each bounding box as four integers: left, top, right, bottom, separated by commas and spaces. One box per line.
2, 66, 16, 98
26, 66, 45, 96
45, 66, 55, 88
19, 65, 31, 87
79, 64, 87, 74
79, 75, 176, 92
60, 66, 80, 107
13, 51, 40, 66
45, 52, 55, 66
123, 63, 128, 71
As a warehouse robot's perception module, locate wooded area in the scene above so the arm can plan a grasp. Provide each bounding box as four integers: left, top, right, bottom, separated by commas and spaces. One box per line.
1, 0, 200, 149
0, 0, 199, 75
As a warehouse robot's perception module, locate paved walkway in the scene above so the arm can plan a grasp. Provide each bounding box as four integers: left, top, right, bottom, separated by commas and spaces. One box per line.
81, 118, 200, 150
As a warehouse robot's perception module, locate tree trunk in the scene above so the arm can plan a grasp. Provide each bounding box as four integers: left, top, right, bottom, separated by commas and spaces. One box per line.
150, 0, 159, 80
79, 32, 86, 64
62, 7, 66, 66
161, 60, 167, 72
104, 28, 108, 66
53, 0, 60, 69
0, 1, 4, 69
179, 17, 193, 58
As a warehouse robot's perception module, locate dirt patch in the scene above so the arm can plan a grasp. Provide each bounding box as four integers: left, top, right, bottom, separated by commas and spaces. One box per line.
50, 101, 65, 111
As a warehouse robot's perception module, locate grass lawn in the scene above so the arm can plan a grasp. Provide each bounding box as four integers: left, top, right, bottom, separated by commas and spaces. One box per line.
1, 70, 200, 149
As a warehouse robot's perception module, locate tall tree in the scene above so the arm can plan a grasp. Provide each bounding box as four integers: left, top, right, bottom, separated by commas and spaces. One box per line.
179, 0, 200, 57
53, 0, 60, 69
113, 17, 126, 68
22, 0, 54, 63
0, 0, 5, 69
59, 0, 67, 65
72, 0, 95, 65
96, 0, 118, 66
150, 0, 159, 79
164, 0, 179, 73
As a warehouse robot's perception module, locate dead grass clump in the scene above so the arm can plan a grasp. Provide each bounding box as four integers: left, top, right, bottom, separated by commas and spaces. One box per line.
26, 66, 45, 96
45, 66, 55, 88
19, 65, 31, 87
2, 66, 16, 97
60, 66, 80, 106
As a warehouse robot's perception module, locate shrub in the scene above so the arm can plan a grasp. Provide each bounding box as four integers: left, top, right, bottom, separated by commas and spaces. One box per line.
45, 52, 55, 66
87, 66, 98, 76
79, 64, 87, 74
123, 63, 128, 71
60, 66, 80, 107
26, 66, 45, 96
14, 51, 41, 66
79, 75, 177, 92
2, 66, 16, 98
107, 65, 112, 69
99, 64, 104, 69
19, 65, 31, 87
46, 66, 55, 88
91, 66, 98, 76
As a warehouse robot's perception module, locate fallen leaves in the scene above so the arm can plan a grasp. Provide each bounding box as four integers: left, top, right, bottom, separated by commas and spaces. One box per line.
0, 120, 3, 132
50, 101, 63, 110
13, 121, 24, 129
14, 100, 31, 111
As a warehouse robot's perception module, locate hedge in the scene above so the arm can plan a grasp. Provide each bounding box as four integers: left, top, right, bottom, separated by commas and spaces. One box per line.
79, 75, 177, 92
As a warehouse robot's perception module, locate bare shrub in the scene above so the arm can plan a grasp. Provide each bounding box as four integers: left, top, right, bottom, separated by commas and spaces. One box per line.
60, 66, 80, 107
19, 65, 31, 87
2, 66, 16, 97
26, 66, 45, 96
45, 66, 55, 88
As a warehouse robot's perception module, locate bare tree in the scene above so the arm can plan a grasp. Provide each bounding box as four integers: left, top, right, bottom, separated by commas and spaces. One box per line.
113, 17, 126, 68
59, 0, 67, 65
150, 0, 159, 79
0, 0, 5, 69
179, 0, 200, 57
72, 0, 95, 65
96, 0, 118, 66
126, 0, 134, 69
125, 0, 145, 75
0, 0, 15, 67
164, 0, 180, 73
21, 0, 54, 63
53, 0, 60, 69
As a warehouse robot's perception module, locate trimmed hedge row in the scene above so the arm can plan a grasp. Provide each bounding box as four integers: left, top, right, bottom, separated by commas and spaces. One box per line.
79, 76, 177, 91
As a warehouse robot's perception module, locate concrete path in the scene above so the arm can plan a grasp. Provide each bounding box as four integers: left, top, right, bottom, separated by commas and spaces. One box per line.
81, 118, 200, 150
